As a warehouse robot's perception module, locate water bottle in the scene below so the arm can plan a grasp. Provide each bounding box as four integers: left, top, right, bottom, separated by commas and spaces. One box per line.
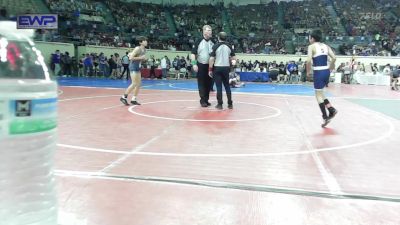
0, 21, 58, 225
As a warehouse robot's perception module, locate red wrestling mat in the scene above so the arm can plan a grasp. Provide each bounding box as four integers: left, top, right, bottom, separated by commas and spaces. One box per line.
56, 86, 400, 225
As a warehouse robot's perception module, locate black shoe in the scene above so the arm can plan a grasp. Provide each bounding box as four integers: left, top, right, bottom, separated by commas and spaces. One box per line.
201, 102, 208, 107
120, 97, 129, 106
321, 118, 331, 128
328, 108, 338, 120
228, 104, 233, 109
215, 104, 223, 110
131, 100, 141, 105
206, 102, 211, 106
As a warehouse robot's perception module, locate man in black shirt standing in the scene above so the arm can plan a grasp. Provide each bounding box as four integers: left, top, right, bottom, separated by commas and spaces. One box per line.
191, 25, 214, 107
209, 32, 236, 110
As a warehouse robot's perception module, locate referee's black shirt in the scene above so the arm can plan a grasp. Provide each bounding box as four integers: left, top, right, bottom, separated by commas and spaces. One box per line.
210, 42, 235, 67
191, 38, 214, 64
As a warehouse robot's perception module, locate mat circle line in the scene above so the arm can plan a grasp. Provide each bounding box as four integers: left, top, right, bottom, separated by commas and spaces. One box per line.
128, 99, 282, 122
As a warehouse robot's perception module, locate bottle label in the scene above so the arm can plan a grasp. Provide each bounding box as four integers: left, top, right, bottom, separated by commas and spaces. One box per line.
2, 98, 57, 135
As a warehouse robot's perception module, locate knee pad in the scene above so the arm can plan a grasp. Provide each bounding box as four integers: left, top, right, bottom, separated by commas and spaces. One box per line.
315, 90, 325, 104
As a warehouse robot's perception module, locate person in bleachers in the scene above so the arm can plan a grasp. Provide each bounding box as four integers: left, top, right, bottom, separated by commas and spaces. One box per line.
26, 0, 400, 57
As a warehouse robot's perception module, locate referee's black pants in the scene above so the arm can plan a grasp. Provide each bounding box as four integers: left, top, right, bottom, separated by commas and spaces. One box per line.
214, 66, 232, 105
197, 63, 212, 105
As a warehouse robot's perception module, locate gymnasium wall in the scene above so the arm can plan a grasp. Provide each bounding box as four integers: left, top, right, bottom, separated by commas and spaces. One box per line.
37, 42, 400, 67
35, 41, 75, 63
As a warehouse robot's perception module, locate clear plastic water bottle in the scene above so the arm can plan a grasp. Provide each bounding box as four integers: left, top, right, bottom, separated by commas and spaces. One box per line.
0, 21, 58, 225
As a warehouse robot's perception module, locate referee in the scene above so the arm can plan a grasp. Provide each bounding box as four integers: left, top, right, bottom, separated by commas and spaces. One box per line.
191, 25, 214, 107
208, 32, 236, 109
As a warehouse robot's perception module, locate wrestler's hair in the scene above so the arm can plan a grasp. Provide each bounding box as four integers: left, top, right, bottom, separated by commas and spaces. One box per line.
310, 29, 322, 42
